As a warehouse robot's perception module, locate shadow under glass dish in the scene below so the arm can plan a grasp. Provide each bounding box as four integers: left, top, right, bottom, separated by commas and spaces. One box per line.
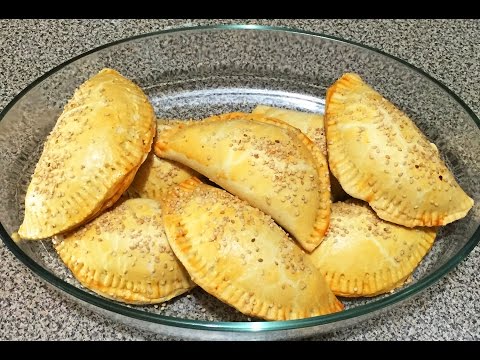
0, 25, 479, 340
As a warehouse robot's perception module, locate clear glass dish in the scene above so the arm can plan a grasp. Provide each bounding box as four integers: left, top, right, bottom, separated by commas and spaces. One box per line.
0, 25, 479, 340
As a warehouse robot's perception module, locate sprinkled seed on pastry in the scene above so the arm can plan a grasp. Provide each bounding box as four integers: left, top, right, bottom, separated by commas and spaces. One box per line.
325, 72, 474, 227
252, 105, 328, 155
54, 198, 195, 304
126, 151, 202, 202
308, 199, 436, 297
18, 68, 156, 239
127, 119, 202, 201
155, 112, 331, 252
252, 105, 349, 202
162, 178, 343, 320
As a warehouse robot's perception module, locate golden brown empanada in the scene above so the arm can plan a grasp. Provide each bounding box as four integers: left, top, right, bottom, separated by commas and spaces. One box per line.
127, 152, 201, 202
252, 104, 349, 202
127, 119, 202, 201
163, 178, 343, 320
252, 105, 327, 155
54, 198, 195, 304
309, 200, 436, 297
155, 112, 331, 252
18, 68, 155, 239
325, 73, 474, 227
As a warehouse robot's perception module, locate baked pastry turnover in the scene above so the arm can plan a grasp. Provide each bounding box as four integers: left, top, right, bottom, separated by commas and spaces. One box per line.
325, 73, 474, 227
54, 198, 195, 304
308, 200, 436, 297
162, 178, 343, 320
155, 112, 331, 252
252, 105, 328, 155
127, 152, 200, 202
252, 105, 349, 202
127, 119, 202, 201
18, 68, 155, 239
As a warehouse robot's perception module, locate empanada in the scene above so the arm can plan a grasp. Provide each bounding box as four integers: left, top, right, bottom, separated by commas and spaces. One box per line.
54, 198, 195, 304
252, 105, 327, 155
155, 112, 331, 252
325, 73, 474, 227
19, 68, 155, 239
127, 119, 202, 201
127, 152, 200, 202
252, 105, 349, 202
308, 200, 436, 297
162, 178, 343, 320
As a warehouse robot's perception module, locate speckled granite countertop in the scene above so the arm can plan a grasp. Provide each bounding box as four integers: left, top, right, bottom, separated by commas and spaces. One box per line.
1, 19, 479, 341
